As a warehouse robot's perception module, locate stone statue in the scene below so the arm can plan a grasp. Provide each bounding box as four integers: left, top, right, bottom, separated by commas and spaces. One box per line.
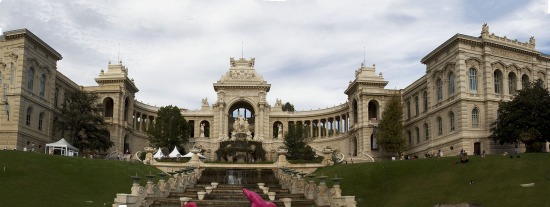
231, 114, 252, 140
481, 23, 489, 36
529, 36, 536, 47
200, 123, 205, 137
277, 124, 282, 139
230, 57, 236, 67
275, 98, 282, 107
201, 97, 208, 106
249, 58, 255, 67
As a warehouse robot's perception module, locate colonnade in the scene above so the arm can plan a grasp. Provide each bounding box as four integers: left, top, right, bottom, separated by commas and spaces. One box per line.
133, 111, 155, 132
281, 113, 350, 139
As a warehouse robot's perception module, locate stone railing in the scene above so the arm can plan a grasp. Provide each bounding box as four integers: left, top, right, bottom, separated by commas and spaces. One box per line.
273, 167, 357, 207
111, 167, 203, 207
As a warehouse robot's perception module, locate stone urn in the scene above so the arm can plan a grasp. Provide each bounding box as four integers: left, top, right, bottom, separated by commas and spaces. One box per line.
197, 191, 207, 200
144, 147, 156, 153
179, 197, 191, 205
280, 198, 292, 207
211, 182, 219, 189
277, 148, 288, 155
267, 192, 276, 201
257, 183, 265, 189
205, 186, 213, 194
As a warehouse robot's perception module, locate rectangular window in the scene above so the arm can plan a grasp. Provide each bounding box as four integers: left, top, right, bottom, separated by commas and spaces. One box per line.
437, 118, 443, 135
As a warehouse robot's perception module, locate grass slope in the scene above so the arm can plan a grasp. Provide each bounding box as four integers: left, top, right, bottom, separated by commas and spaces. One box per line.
314, 154, 550, 207
0, 150, 161, 207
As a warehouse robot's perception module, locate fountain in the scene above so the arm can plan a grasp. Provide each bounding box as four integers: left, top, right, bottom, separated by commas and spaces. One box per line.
215, 114, 266, 162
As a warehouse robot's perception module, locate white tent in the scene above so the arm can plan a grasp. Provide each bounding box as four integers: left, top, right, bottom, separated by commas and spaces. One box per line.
182, 151, 207, 159
168, 146, 182, 158
45, 138, 79, 156
153, 147, 164, 159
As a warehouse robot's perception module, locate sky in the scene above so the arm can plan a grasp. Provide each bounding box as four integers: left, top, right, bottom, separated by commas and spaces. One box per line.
0, 0, 549, 111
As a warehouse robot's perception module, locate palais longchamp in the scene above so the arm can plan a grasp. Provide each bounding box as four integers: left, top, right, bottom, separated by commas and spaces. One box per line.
1, 24, 548, 161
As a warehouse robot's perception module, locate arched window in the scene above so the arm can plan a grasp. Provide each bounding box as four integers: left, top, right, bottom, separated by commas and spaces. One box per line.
494, 70, 503, 94
28, 67, 34, 91
522, 74, 530, 88
415, 127, 420, 143
39, 73, 46, 97
39, 74, 46, 97
449, 112, 455, 131
5, 104, 10, 121
448, 72, 455, 96
437, 79, 443, 101
423, 91, 428, 112
407, 130, 412, 146
352, 100, 358, 124
103, 97, 114, 117
414, 96, 419, 116
469, 68, 477, 92
54, 87, 59, 107
407, 100, 411, 119
508, 72, 517, 95
26, 107, 32, 126
472, 108, 479, 128
368, 101, 378, 120
424, 123, 429, 140
38, 112, 44, 130
9, 63, 14, 85
437, 117, 443, 135
124, 97, 130, 121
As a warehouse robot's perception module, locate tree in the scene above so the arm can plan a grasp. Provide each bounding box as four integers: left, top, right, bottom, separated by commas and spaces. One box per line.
54, 90, 112, 151
283, 123, 315, 160
490, 80, 550, 152
282, 102, 295, 112
377, 95, 406, 156
147, 105, 190, 152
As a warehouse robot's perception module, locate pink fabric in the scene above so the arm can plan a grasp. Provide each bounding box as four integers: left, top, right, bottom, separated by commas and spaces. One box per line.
184, 202, 197, 207
242, 188, 277, 207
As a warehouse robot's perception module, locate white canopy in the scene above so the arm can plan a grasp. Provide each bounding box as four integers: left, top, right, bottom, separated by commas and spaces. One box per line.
45, 138, 79, 156
153, 147, 164, 159
168, 146, 182, 158
182, 151, 207, 159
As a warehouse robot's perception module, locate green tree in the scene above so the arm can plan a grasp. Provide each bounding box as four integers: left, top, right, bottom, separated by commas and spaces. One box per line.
54, 90, 112, 151
283, 123, 315, 160
490, 80, 550, 152
147, 105, 190, 152
282, 102, 295, 112
377, 95, 406, 156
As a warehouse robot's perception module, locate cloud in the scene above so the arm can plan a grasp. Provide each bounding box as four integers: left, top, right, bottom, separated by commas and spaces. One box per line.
1, 0, 549, 111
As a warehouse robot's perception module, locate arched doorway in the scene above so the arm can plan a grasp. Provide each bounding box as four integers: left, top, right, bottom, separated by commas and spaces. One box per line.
123, 135, 130, 154
351, 137, 358, 156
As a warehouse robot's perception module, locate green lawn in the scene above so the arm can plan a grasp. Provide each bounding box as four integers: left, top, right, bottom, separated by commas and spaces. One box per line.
314, 153, 550, 207
0, 150, 161, 207
2, 150, 550, 207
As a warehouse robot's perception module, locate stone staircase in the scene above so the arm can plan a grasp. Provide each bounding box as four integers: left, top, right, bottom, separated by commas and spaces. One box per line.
149, 169, 319, 207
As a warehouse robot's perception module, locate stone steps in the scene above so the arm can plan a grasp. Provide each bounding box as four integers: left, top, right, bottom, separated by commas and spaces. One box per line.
149, 169, 319, 207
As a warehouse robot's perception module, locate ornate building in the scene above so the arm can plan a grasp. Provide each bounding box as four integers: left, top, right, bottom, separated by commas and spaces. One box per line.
0, 25, 548, 160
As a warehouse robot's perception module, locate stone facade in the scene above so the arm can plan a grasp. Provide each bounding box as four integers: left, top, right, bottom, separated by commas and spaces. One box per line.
1, 25, 548, 159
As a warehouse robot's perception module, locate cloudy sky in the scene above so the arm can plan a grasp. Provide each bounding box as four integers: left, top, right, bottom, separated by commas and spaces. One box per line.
1, 0, 549, 111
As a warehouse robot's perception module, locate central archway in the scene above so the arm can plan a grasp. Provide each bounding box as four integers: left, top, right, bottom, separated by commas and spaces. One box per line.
228, 100, 255, 139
